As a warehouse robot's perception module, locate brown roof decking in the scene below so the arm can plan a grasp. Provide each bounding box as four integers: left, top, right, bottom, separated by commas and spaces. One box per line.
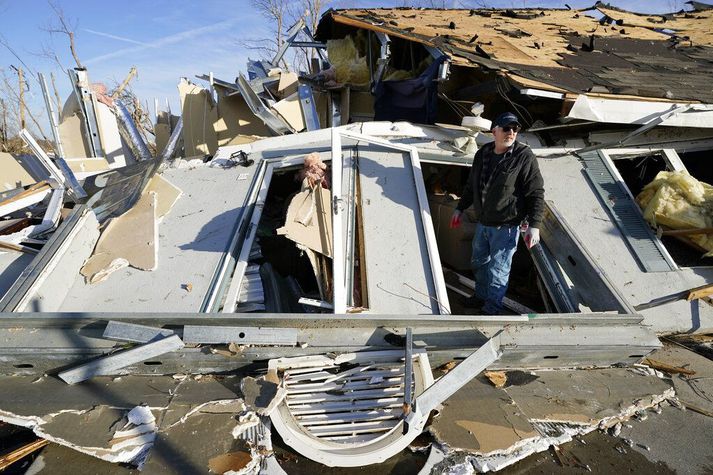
322, 7, 713, 102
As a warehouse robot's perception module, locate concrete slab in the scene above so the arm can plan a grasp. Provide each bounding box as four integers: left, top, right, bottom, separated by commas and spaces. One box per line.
646, 344, 713, 414
620, 405, 713, 474
430, 375, 538, 453
504, 368, 673, 424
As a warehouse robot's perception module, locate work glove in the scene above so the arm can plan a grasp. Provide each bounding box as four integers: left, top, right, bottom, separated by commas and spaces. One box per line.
450, 209, 462, 229
524, 227, 540, 249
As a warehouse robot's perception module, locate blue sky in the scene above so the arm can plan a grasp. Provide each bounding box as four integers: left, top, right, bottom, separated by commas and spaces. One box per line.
0, 0, 686, 138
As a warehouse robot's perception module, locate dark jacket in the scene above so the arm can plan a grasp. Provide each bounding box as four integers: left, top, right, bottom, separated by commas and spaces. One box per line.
456, 141, 545, 228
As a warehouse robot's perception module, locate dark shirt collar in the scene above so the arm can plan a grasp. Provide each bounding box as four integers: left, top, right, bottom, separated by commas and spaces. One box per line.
488, 141, 516, 158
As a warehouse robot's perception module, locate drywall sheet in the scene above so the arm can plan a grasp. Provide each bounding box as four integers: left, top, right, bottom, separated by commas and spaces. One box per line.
277, 71, 299, 98
272, 92, 305, 132
80, 191, 158, 284
58, 94, 91, 159
154, 122, 171, 154
214, 86, 270, 146
645, 344, 713, 415
0, 252, 34, 301
178, 78, 219, 158
430, 376, 538, 453
428, 367, 674, 472
277, 186, 332, 257
65, 157, 111, 176
539, 154, 713, 333
0, 374, 268, 472
504, 368, 672, 424
15, 210, 101, 312
568, 95, 713, 127
0, 152, 35, 190
145, 174, 182, 220
95, 101, 128, 167
358, 144, 439, 314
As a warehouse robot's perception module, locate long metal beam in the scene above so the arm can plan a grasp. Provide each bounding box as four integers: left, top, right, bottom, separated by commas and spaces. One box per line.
0, 312, 646, 328
0, 314, 660, 375
0, 312, 660, 376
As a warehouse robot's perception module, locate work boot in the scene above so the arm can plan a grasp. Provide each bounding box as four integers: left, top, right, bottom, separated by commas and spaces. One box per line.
463, 294, 484, 308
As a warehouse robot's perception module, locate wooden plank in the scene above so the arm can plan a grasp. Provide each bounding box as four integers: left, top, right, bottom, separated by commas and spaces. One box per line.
0, 241, 39, 254
0, 439, 49, 470
661, 227, 713, 237
688, 284, 713, 301
0, 181, 52, 217
643, 358, 696, 376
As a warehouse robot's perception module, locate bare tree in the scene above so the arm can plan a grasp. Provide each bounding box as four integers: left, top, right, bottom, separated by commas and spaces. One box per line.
241, 0, 331, 72
0, 98, 8, 151
44, 0, 83, 69
240, 0, 291, 62
1, 69, 48, 140
0, 35, 40, 82
289, 0, 330, 73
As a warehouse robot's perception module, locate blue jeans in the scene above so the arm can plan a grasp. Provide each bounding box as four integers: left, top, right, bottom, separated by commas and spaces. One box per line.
471, 224, 519, 314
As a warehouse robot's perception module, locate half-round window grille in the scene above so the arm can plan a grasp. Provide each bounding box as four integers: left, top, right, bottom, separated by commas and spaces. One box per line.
269, 349, 433, 467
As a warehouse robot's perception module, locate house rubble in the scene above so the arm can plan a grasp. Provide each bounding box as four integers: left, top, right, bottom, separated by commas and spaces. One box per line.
1, 3, 713, 473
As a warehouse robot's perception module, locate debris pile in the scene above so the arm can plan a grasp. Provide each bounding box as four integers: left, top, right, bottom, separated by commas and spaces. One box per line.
1, 2, 713, 473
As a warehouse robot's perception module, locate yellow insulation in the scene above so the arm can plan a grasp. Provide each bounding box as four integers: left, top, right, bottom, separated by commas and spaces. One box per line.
327, 34, 370, 85
637, 171, 713, 257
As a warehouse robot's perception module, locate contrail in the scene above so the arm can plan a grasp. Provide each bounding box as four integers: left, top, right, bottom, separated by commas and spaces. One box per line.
84, 28, 150, 46
85, 17, 241, 65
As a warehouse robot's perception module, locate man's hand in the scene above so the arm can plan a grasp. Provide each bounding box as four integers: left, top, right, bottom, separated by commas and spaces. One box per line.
450, 210, 463, 229
524, 227, 540, 248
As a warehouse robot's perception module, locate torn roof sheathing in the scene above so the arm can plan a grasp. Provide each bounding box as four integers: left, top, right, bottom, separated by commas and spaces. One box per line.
321, 7, 713, 102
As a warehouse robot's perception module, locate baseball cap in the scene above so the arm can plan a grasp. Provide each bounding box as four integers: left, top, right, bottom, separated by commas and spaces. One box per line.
492, 112, 521, 128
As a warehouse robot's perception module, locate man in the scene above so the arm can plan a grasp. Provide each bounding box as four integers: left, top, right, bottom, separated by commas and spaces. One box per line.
450, 112, 544, 314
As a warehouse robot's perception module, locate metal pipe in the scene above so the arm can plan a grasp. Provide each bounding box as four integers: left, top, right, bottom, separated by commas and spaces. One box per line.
159, 117, 183, 161
114, 99, 152, 161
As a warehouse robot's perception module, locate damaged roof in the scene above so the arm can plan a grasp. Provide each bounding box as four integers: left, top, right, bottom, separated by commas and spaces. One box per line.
318, 5, 713, 102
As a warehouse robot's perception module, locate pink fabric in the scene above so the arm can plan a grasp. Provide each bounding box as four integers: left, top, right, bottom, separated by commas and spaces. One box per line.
297, 152, 330, 189
90, 83, 114, 107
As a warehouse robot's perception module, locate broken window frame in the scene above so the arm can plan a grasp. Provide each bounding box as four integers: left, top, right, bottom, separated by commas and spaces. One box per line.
368, 31, 391, 90
0, 205, 98, 312
331, 129, 451, 315
604, 147, 712, 270
220, 160, 277, 314
208, 151, 330, 314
